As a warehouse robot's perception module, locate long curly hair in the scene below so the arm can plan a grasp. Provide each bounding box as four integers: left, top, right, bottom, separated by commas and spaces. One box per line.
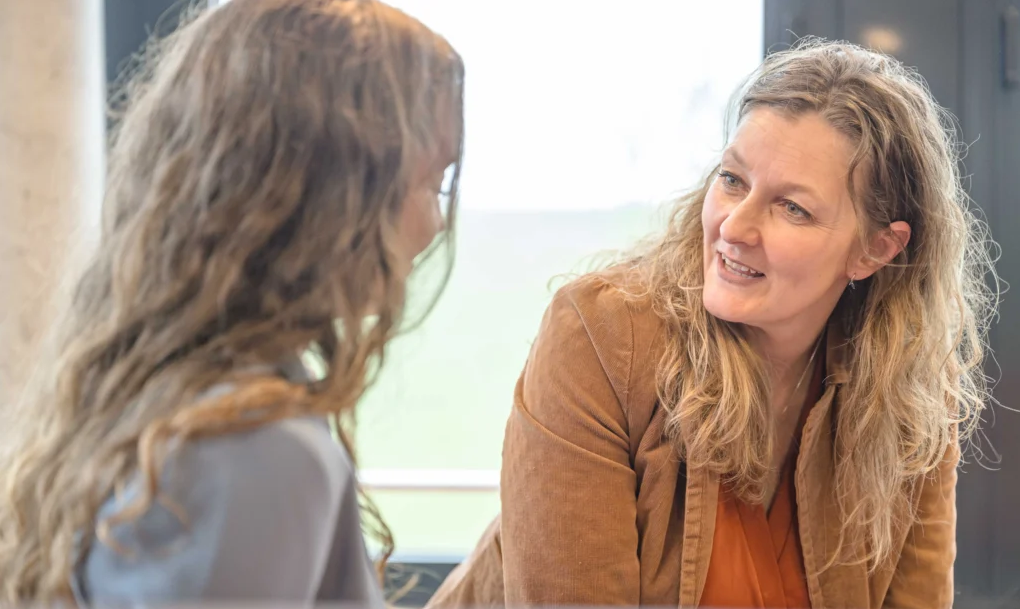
613, 39, 998, 571
0, 0, 464, 601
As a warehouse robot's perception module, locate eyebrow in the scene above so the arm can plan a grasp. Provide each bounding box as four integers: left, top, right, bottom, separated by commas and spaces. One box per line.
722, 147, 748, 170
721, 147, 828, 204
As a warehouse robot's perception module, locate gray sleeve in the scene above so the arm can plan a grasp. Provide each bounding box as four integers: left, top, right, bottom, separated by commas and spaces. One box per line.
82, 420, 350, 603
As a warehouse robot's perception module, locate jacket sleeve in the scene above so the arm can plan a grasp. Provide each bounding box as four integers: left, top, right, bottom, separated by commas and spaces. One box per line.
426, 517, 506, 608
882, 442, 960, 609
500, 283, 641, 606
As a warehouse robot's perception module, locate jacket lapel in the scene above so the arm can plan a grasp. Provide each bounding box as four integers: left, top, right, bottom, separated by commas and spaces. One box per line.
797, 330, 870, 607
678, 466, 719, 608
678, 326, 871, 609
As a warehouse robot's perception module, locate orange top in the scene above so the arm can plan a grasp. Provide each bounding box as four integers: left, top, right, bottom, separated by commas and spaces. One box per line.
700, 355, 824, 609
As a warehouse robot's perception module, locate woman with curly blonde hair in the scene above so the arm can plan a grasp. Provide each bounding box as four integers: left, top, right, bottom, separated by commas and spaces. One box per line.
430, 39, 997, 609
0, 0, 463, 604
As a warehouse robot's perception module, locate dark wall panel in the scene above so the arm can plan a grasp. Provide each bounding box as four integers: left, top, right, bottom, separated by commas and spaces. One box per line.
105, 0, 189, 86
765, 0, 1020, 601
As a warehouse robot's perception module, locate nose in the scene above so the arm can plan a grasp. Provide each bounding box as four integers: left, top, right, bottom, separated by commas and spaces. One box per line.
718, 195, 762, 248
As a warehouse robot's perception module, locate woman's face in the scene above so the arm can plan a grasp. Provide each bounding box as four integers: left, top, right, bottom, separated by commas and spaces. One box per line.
702, 108, 893, 339
397, 155, 452, 267
395, 106, 459, 275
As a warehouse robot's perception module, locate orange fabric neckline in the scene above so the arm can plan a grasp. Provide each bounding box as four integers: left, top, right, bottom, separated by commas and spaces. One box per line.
699, 352, 825, 609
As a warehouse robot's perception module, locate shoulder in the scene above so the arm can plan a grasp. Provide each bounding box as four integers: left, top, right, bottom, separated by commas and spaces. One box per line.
95, 417, 353, 540
177, 417, 354, 505
553, 267, 646, 316
81, 418, 357, 602
539, 270, 666, 411
551, 269, 666, 363
92, 417, 354, 551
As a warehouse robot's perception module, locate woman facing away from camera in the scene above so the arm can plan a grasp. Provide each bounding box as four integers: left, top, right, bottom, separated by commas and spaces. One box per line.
0, 0, 464, 604
428, 39, 997, 609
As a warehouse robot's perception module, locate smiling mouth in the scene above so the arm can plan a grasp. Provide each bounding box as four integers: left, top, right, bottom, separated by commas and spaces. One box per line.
720, 253, 765, 278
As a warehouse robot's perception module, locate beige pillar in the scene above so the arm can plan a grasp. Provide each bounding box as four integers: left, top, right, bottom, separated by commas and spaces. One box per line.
0, 1, 105, 411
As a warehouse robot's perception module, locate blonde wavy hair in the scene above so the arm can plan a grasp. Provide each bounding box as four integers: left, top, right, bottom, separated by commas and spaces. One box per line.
614, 39, 998, 571
0, 0, 463, 601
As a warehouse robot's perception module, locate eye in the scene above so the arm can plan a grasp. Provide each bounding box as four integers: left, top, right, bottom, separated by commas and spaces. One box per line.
717, 170, 743, 189
782, 200, 811, 220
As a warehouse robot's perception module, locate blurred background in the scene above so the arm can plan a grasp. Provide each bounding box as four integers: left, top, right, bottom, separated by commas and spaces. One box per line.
1, 0, 1017, 605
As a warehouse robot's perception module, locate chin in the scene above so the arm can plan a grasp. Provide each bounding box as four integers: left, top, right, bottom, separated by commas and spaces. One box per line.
702, 291, 754, 326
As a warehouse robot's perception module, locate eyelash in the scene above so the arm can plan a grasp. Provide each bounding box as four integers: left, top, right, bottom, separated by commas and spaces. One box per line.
781, 200, 811, 220
716, 170, 813, 222
718, 170, 742, 190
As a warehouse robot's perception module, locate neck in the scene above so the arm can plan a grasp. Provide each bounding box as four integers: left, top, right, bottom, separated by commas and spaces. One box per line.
746, 321, 825, 398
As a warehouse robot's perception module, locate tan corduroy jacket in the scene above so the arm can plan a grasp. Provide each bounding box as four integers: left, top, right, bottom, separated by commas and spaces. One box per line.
428, 277, 958, 609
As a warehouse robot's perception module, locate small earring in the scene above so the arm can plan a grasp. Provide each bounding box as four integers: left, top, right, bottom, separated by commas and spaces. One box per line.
848, 274, 856, 291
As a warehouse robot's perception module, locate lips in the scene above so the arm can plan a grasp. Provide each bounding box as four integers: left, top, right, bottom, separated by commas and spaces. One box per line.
720, 253, 765, 278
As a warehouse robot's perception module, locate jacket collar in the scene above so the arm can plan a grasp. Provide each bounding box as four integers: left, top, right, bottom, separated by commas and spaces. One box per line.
682, 320, 864, 608
797, 335, 870, 608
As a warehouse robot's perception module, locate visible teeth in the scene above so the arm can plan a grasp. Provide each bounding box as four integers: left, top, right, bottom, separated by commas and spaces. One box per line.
722, 255, 763, 277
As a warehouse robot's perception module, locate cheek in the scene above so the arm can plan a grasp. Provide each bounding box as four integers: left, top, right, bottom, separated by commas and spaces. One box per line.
771, 236, 846, 286
398, 191, 441, 254
701, 190, 723, 241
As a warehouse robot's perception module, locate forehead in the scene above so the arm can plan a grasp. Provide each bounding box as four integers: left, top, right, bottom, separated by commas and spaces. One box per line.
728, 108, 856, 198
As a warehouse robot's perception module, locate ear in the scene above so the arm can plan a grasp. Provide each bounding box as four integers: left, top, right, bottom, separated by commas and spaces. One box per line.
849, 221, 911, 281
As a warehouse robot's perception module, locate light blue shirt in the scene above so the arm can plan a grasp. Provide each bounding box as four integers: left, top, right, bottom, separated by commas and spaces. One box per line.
73, 415, 385, 606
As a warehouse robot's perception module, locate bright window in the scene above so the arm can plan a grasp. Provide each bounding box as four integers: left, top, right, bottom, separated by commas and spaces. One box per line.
356, 1, 764, 560
211, 0, 764, 561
